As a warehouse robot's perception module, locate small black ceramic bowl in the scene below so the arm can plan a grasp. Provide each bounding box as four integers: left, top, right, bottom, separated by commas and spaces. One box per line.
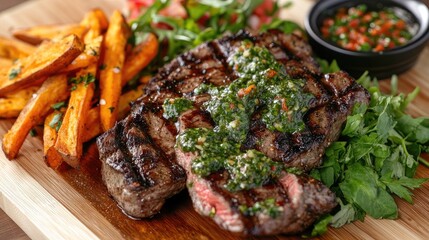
305, 0, 429, 79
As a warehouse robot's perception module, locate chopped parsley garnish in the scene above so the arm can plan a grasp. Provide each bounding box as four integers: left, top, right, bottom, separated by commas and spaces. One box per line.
8, 66, 21, 80
49, 112, 63, 132
177, 43, 310, 193
239, 198, 283, 218
307, 63, 429, 236
29, 128, 37, 137
89, 47, 98, 56
162, 98, 193, 120
51, 101, 66, 111
69, 73, 96, 91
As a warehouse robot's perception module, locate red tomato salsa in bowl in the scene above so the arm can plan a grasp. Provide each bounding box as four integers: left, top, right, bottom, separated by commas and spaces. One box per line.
320, 4, 417, 52
306, 0, 429, 78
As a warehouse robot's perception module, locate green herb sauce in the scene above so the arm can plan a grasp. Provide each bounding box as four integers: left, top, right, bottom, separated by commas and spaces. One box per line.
196, 41, 312, 141
163, 98, 194, 120
238, 198, 283, 218
177, 43, 312, 194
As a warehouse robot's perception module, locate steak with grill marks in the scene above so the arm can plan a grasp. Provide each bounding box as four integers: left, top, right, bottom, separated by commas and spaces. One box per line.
175, 108, 338, 235
96, 30, 370, 232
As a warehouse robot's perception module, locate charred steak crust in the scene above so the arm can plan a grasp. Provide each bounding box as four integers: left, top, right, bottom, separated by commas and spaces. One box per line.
96, 30, 370, 233
97, 104, 186, 218
176, 108, 337, 235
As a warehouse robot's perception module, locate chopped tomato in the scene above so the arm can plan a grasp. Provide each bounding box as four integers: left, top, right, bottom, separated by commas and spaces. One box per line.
323, 18, 335, 27
335, 26, 348, 35
350, 19, 360, 28
396, 20, 406, 30
320, 4, 414, 52
345, 42, 358, 51
281, 98, 288, 112
362, 13, 372, 23
374, 44, 385, 52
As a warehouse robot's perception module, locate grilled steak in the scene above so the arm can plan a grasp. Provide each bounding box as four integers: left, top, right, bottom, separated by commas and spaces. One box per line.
96, 30, 370, 233
97, 103, 186, 218
176, 108, 337, 235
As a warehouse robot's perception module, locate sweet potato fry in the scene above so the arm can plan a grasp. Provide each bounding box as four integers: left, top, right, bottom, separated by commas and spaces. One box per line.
60, 36, 102, 73
43, 110, 65, 169
99, 10, 130, 131
58, 10, 106, 74
0, 97, 28, 118
2, 74, 69, 159
54, 33, 102, 167
54, 46, 100, 168
0, 34, 83, 97
0, 36, 35, 59
81, 84, 146, 142
118, 84, 145, 119
13, 24, 87, 45
0, 57, 13, 69
0, 87, 38, 118
121, 33, 158, 86
81, 9, 109, 41
82, 107, 103, 143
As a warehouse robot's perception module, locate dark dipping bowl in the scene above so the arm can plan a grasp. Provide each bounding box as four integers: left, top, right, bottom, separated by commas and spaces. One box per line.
305, 0, 429, 79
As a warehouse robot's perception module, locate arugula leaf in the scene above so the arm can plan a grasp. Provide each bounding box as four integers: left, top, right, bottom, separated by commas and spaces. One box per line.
130, 0, 288, 66
260, 19, 303, 34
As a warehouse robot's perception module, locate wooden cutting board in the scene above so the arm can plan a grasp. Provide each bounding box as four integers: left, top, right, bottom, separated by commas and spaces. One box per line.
1, 0, 429, 239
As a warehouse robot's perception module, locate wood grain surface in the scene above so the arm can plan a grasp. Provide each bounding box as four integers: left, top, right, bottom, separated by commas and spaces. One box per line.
0, 0, 429, 239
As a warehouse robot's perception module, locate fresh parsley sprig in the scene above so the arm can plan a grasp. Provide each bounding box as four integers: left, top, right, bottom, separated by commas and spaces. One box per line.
308, 62, 429, 236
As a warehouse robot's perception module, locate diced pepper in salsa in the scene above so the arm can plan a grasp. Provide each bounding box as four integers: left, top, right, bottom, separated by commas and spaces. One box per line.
320, 4, 415, 52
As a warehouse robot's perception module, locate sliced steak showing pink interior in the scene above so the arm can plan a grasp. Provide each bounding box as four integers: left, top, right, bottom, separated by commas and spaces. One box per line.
175, 109, 337, 235
96, 30, 370, 233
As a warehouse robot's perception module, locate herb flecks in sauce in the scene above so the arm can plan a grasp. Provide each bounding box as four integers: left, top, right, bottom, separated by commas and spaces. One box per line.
225, 150, 283, 191
162, 98, 194, 120
239, 198, 284, 218
177, 42, 312, 196
197, 42, 312, 142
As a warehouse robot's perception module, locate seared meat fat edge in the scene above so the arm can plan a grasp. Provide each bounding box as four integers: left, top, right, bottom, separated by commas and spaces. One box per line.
96, 30, 370, 235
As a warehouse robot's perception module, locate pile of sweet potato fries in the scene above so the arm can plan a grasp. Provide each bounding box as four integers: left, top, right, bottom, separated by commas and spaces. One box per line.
0, 9, 158, 169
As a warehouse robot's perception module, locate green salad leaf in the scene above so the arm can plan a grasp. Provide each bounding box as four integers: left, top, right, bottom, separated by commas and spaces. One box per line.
129, 0, 300, 67
309, 62, 429, 235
